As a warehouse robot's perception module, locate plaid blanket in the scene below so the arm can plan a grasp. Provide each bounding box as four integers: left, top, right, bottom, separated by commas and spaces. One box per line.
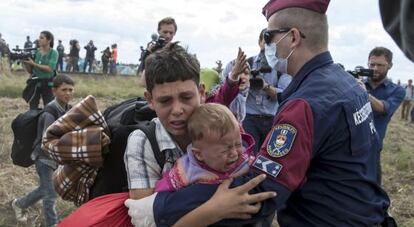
42, 95, 110, 206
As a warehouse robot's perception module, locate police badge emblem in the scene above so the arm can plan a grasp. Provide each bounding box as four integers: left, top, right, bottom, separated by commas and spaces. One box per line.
267, 124, 297, 157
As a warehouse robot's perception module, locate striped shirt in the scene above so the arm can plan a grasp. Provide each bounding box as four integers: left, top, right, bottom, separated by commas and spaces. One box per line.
124, 118, 185, 189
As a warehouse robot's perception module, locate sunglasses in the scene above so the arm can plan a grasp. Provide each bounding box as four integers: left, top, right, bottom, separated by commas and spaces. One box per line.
263, 28, 306, 45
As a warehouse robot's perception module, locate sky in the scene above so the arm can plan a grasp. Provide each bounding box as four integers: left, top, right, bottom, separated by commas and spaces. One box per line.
1, 0, 413, 82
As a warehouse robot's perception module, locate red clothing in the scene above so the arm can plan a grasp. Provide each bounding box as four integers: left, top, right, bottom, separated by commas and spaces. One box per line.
111, 48, 118, 63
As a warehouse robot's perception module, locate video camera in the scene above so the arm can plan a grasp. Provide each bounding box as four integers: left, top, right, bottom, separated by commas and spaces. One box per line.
9, 47, 36, 61
249, 52, 273, 90
347, 66, 374, 78
139, 34, 166, 62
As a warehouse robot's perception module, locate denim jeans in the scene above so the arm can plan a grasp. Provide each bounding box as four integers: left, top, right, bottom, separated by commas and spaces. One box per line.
16, 159, 58, 227
243, 114, 275, 154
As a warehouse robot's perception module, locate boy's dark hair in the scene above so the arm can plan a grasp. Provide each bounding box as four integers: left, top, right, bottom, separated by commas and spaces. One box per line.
41, 30, 54, 48
53, 74, 75, 88
144, 42, 200, 92
369, 47, 393, 64
158, 17, 177, 33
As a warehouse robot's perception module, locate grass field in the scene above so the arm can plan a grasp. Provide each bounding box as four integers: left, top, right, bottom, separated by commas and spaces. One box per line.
0, 70, 413, 226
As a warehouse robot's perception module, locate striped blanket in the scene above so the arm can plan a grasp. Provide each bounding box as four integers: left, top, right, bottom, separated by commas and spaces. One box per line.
42, 95, 110, 206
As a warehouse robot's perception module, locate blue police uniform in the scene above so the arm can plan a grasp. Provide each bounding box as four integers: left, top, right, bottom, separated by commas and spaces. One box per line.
153, 52, 390, 227
364, 79, 405, 144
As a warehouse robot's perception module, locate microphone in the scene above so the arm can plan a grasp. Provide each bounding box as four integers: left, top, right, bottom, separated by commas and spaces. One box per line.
151, 33, 158, 42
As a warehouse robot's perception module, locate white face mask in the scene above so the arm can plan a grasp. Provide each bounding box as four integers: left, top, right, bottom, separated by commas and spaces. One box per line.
264, 31, 295, 74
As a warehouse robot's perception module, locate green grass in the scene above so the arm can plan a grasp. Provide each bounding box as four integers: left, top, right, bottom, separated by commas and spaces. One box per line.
0, 70, 145, 99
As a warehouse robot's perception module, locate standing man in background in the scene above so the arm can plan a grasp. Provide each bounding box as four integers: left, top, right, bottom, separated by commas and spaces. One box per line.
401, 79, 413, 121
110, 43, 117, 75
138, 17, 177, 84
83, 40, 97, 73
243, 29, 291, 154
24, 36, 33, 49
56, 40, 65, 72
358, 47, 405, 184
360, 47, 405, 144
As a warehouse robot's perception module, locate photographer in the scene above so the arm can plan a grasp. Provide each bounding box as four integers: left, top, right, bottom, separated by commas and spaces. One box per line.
22, 31, 58, 110
83, 40, 97, 73
358, 47, 405, 183
137, 17, 177, 81
101, 46, 111, 74
56, 40, 65, 72
68, 39, 80, 72
243, 29, 291, 154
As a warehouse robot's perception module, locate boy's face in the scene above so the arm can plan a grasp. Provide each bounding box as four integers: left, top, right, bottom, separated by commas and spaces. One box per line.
145, 80, 205, 139
192, 120, 242, 172
53, 82, 74, 105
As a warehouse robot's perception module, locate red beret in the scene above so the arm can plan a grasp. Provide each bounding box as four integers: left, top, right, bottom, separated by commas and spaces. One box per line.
263, 0, 330, 20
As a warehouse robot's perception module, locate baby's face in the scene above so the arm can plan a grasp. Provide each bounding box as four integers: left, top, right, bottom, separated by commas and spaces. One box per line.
192, 122, 242, 172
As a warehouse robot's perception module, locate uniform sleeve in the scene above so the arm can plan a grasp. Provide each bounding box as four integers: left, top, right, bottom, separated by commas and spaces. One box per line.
124, 129, 162, 189
382, 86, 406, 116
252, 99, 313, 191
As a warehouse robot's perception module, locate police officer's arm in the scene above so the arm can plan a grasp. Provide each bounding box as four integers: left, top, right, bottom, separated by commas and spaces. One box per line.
153, 99, 313, 226
171, 175, 273, 227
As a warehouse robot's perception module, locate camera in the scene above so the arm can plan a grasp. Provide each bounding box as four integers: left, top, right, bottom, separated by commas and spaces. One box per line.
347, 66, 374, 78
249, 51, 273, 90
9, 47, 36, 61
152, 37, 166, 52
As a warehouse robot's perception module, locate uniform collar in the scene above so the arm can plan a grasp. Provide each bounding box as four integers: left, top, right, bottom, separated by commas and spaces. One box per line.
280, 51, 333, 102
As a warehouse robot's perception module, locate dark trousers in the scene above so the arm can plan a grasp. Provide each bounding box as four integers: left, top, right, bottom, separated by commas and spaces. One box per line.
102, 61, 109, 74
29, 82, 54, 110
56, 57, 64, 72
242, 114, 275, 154
83, 57, 94, 73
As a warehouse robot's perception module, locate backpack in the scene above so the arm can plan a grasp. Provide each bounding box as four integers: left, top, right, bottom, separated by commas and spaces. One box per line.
11, 106, 58, 167
89, 97, 163, 199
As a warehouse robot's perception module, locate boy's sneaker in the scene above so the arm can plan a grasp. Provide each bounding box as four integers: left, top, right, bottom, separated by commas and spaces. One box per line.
11, 199, 27, 222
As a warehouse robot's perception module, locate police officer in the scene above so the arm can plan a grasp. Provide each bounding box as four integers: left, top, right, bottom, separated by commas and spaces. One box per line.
140, 0, 391, 226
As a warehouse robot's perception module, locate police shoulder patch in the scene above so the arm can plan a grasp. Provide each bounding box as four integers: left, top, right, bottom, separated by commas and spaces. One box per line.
252, 155, 283, 178
267, 124, 297, 157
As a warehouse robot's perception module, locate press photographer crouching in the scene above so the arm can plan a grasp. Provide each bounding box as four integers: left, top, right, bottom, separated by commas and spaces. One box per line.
22, 31, 59, 110
243, 28, 292, 154
137, 17, 177, 79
